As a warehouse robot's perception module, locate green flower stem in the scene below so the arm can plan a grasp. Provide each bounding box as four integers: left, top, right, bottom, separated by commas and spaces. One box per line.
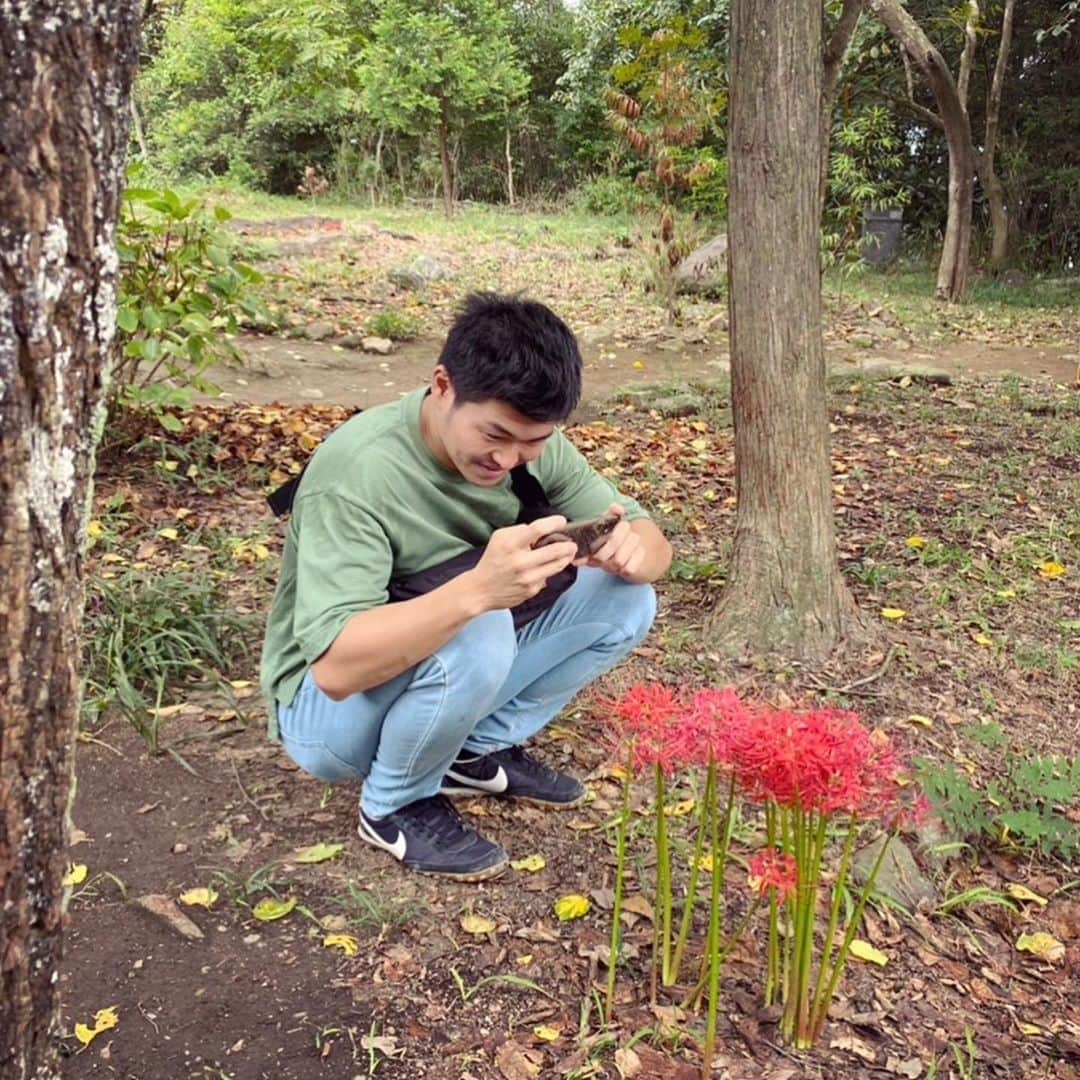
780, 806, 794, 1017
655, 764, 673, 986
808, 814, 858, 1026
671, 760, 716, 985
764, 804, 779, 1006
604, 747, 634, 1023
810, 827, 896, 1043
795, 812, 829, 1041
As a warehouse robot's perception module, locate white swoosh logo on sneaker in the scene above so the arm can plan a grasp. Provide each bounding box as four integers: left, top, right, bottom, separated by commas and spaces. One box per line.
359, 819, 407, 860
445, 764, 509, 794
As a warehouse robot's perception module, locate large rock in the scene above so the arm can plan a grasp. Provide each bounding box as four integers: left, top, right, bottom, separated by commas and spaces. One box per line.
852, 835, 935, 910
674, 234, 728, 295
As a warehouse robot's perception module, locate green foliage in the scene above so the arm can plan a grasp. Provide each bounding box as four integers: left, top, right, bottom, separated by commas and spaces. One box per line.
82, 566, 256, 747
574, 173, 646, 216
114, 177, 265, 426
916, 732, 1080, 861
364, 309, 422, 341
823, 105, 911, 271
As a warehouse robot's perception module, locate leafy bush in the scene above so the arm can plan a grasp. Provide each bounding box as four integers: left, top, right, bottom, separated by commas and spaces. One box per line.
916, 725, 1080, 861
573, 173, 645, 216
82, 566, 256, 748
114, 179, 265, 428
365, 309, 423, 341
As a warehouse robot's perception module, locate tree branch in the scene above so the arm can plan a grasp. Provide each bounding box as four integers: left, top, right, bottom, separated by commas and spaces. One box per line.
879, 90, 944, 130
983, 0, 1015, 160
957, 0, 979, 114
819, 0, 865, 211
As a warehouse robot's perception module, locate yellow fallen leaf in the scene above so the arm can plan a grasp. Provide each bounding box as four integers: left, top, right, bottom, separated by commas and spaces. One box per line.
86, 520, 104, 539
554, 894, 590, 921
849, 939, 888, 966
460, 913, 497, 935
696, 852, 713, 872
158, 527, 179, 541
179, 887, 218, 909
972, 632, 993, 647
533, 1025, 561, 1041
228, 679, 253, 689
292, 842, 343, 864
63, 864, 88, 887
146, 703, 186, 718
1018, 1022, 1041, 1036
632, 360, 645, 370
1037, 561, 1065, 579
906, 714, 933, 728
664, 798, 695, 817
880, 607, 906, 620
323, 933, 359, 957
252, 896, 297, 921
516, 953, 533, 966
1016, 931, 1064, 963
608, 764, 630, 782
904, 536, 926, 549
162, 460, 179, 472
74, 1006, 119, 1046
510, 854, 546, 873
997, 587, 1017, 599
1006, 884, 1048, 907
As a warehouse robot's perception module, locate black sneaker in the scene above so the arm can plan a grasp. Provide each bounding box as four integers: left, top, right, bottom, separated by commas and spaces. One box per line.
441, 746, 586, 808
358, 794, 508, 881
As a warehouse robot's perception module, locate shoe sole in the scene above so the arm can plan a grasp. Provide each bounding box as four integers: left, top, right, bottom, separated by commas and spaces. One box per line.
440, 786, 587, 811
356, 822, 510, 882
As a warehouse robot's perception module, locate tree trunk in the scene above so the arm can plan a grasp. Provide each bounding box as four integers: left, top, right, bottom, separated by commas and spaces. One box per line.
980, 0, 1016, 269
708, 0, 865, 660
870, 0, 976, 301
0, 4, 139, 1075
820, 0, 865, 214
437, 93, 454, 218
505, 122, 516, 207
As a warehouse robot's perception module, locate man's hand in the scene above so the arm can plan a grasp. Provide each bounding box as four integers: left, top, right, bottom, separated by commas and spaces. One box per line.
464, 515, 578, 613
575, 504, 645, 580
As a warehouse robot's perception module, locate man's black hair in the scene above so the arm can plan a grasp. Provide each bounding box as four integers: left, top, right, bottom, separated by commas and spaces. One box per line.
438, 293, 582, 422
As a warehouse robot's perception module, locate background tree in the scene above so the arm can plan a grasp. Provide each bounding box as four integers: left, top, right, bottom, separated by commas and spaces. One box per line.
708, 0, 865, 659
358, 0, 528, 216
0, 2, 141, 1073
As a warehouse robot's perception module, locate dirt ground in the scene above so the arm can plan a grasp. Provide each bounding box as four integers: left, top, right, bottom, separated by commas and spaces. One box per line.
58, 214, 1080, 1079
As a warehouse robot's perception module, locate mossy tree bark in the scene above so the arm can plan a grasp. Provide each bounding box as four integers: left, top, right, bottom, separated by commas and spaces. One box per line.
0, 3, 139, 1074
706, 0, 867, 662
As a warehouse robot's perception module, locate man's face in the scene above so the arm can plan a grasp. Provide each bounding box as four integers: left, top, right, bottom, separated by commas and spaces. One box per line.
435, 391, 555, 486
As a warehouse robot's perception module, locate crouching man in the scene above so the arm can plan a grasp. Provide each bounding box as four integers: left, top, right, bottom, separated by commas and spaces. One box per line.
260, 293, 672, 880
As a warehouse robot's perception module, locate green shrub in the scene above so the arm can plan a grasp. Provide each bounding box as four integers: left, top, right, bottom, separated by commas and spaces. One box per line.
573, 173, 645, 216
364, 309, 423, 341
114, 176, 266, 429
916, 727, 1080, 861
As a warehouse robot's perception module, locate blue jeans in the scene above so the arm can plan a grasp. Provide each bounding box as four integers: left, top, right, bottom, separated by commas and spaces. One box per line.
275, 568, 657, 818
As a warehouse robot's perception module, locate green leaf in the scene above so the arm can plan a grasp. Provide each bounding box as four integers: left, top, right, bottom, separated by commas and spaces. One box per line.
116, 307, 139, 334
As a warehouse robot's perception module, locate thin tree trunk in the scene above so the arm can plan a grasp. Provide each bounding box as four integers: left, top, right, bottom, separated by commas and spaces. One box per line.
0, 3, 140, 1076
130, 96, 149, 159
708, 0, 865, 660
437, 93, 454, 218
371, 128, 384, 208
870, 0, 976, 301
980, 0, 1016, 268
820, 0, 865, 214
957, 0, 979, 111
505, 122, 516, 207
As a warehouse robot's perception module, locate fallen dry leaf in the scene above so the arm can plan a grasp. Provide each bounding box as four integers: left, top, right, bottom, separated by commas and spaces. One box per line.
461, 912, 497, 935
554, 894, 590, 921
74, 1006, 118, 1046
1016, 931, 1065, 963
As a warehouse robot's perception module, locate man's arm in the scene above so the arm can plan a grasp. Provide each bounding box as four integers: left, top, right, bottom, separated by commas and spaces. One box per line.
311, 517, 577, 700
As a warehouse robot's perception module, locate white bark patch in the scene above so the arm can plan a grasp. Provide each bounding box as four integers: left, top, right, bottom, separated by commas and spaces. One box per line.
32, 219, 70, 343
28, 426, 75, 551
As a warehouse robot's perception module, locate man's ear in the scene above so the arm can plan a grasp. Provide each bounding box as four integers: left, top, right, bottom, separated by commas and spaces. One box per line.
430, 364, 453, 403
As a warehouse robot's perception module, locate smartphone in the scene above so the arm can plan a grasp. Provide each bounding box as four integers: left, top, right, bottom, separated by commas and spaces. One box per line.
533, 513, 621, 559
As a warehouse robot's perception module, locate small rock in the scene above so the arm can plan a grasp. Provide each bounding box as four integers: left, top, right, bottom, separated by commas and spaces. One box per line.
300, 387, 325, 399
302, 321, 335, 342
338, 332, 366, 349
387, 268, 426, 290
852, 835, 935, 909
410, 253, 453, 281
361, 336, 394, 355
680, 326, 708, 345
171, 842, 189, 854
674, 233, 728, 295
653, 392, 701, 418
655, 338, 685, 353
850, 332, 875, 348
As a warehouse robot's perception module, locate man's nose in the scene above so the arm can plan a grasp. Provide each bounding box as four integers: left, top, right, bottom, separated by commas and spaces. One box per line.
493, 447, 519, 470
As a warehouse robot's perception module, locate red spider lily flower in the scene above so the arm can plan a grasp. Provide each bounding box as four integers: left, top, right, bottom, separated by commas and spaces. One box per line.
747, 849, 798, 904
678, 687, 753, 766
604, 683, 688, 774
728, 706, 906, 824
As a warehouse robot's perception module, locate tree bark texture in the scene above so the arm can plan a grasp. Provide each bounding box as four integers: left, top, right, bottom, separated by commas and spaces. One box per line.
709, 0, 863, 661
0, 3, 139, 1076
870, 0, 975, 301
980, 0, 1016, 268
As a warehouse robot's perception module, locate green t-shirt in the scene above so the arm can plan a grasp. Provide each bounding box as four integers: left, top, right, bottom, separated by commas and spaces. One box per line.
259, 387, 647, 735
